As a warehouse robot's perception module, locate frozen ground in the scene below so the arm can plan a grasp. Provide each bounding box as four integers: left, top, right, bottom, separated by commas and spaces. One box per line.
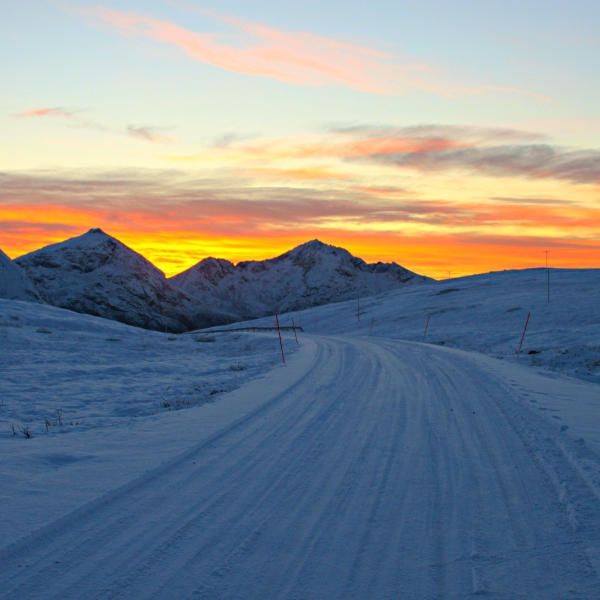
0, 299, 297, 547
250, 268, 600, 384
2, 269, 600, 598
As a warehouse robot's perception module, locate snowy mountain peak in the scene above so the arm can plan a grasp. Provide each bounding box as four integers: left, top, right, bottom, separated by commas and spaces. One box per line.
282, 239, 344, 258
170, 241, 432, 318
16, 231, 230, 332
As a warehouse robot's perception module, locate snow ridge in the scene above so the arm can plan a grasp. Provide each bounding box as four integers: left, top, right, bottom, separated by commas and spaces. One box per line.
170, 239, 431, 318
0, 248, 44, 303
16, 229, 230, 332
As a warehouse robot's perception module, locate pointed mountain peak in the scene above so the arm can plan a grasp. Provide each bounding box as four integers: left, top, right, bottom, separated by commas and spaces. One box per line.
284, 239, 349, 259
17, 228, 127, 260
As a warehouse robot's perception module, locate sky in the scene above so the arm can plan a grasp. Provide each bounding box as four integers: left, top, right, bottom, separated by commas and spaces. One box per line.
1, 0, 600, 278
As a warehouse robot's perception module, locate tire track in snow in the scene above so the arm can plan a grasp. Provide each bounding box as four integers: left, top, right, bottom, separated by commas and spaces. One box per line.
2, 336, 600, 598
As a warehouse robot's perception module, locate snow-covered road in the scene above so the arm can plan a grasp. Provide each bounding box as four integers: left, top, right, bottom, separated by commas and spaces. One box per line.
2, 335, 600, 599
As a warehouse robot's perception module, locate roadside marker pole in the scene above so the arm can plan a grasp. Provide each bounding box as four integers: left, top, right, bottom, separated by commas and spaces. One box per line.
423, 315, 431, 342
370, 317, 375, 336
544, 251, 550, 302
292, 317, 299, 345
275, 313, 286, 364
516, 312, 531, 362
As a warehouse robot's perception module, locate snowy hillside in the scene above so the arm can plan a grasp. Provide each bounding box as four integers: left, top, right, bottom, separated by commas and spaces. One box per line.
246, 267, 600, 384
15, 229, 231, 332
4, 295, 600, 597
0, 298, 299, 548
0, 248, 44, 303
170, 239, 430, 318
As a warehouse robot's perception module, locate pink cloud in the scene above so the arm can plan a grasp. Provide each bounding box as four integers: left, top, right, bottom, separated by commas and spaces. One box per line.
86, 6, 551, 100
12, 107, 76, 119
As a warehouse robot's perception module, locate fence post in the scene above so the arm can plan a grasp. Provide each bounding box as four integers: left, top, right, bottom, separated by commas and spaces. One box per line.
292, 317, 299, 345
275, 313, 286, 364
423, 315, 431, 342
516, 312, 531, 362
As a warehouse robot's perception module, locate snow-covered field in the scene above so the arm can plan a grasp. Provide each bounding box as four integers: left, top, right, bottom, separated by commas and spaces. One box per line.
2, 268, 600, 598
0, 300, 298, 547
252, 268, 600, 384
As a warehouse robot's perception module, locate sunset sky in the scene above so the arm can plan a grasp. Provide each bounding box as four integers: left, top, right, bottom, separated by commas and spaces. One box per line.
2, 0, 600, 278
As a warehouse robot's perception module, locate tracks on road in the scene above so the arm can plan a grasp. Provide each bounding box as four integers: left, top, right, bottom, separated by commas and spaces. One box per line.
2, 336, 600, 599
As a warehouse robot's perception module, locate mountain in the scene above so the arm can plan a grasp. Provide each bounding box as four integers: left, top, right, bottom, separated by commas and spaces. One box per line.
0, 248, 45, 303
15, 229, 229, 332
169, 239, 431, 319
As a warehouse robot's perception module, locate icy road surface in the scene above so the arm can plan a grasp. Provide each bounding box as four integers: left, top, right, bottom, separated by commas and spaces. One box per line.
3, 336, 600, 599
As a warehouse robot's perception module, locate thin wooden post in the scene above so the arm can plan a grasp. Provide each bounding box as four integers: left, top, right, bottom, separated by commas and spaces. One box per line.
423, 315, 431, 342
516, 312, 531, 362
292, 317, 299, 345
370, 317, 375, 336
275, 313, 286, 364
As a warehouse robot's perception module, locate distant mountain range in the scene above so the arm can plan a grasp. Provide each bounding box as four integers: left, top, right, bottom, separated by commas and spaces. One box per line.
170, 239, 430, 318
1, 229, 431, 331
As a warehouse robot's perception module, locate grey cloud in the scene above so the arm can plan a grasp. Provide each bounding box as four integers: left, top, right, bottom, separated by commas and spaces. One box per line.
360, 143, 600, 184
126, 126, 173, 142
329, 124, 545, 143
0, 169, 471, 229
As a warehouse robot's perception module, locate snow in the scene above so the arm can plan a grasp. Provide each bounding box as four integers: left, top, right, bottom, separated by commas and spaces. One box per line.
15, 229, 231, 332
0, 248, 44, 303
170, 238, 430, 319
2, 267, 600, 598
249, 267, 600, 384
0, 299, 299, 547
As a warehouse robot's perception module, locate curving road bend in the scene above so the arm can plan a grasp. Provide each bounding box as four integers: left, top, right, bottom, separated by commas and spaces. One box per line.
2, 336, 600, 599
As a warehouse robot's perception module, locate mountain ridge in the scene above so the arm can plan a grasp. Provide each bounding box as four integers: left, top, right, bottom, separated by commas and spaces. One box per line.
0, 248, 45, 303
15, 229, 231, 332
170, 238, 432, 319
4, 230, 432, 328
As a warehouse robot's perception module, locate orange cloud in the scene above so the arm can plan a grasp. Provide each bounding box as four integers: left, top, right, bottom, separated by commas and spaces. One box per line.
85, 6, 549, 100
3, 166, 600, 278
240, 166, 351, 181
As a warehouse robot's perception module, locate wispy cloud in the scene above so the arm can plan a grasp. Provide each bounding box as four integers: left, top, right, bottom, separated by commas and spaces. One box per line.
1, 168, 597, 232
11, 107, 78, 119
2, 168, 600, 276
84, 5, 551, 100
191, 125, 600, 185
10, 107, 175, 144
126, 125, 175, 143
361, 140, 600, 184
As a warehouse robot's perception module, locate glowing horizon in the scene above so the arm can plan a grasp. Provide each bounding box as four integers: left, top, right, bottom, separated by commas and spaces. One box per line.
2, 2, 600, 279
